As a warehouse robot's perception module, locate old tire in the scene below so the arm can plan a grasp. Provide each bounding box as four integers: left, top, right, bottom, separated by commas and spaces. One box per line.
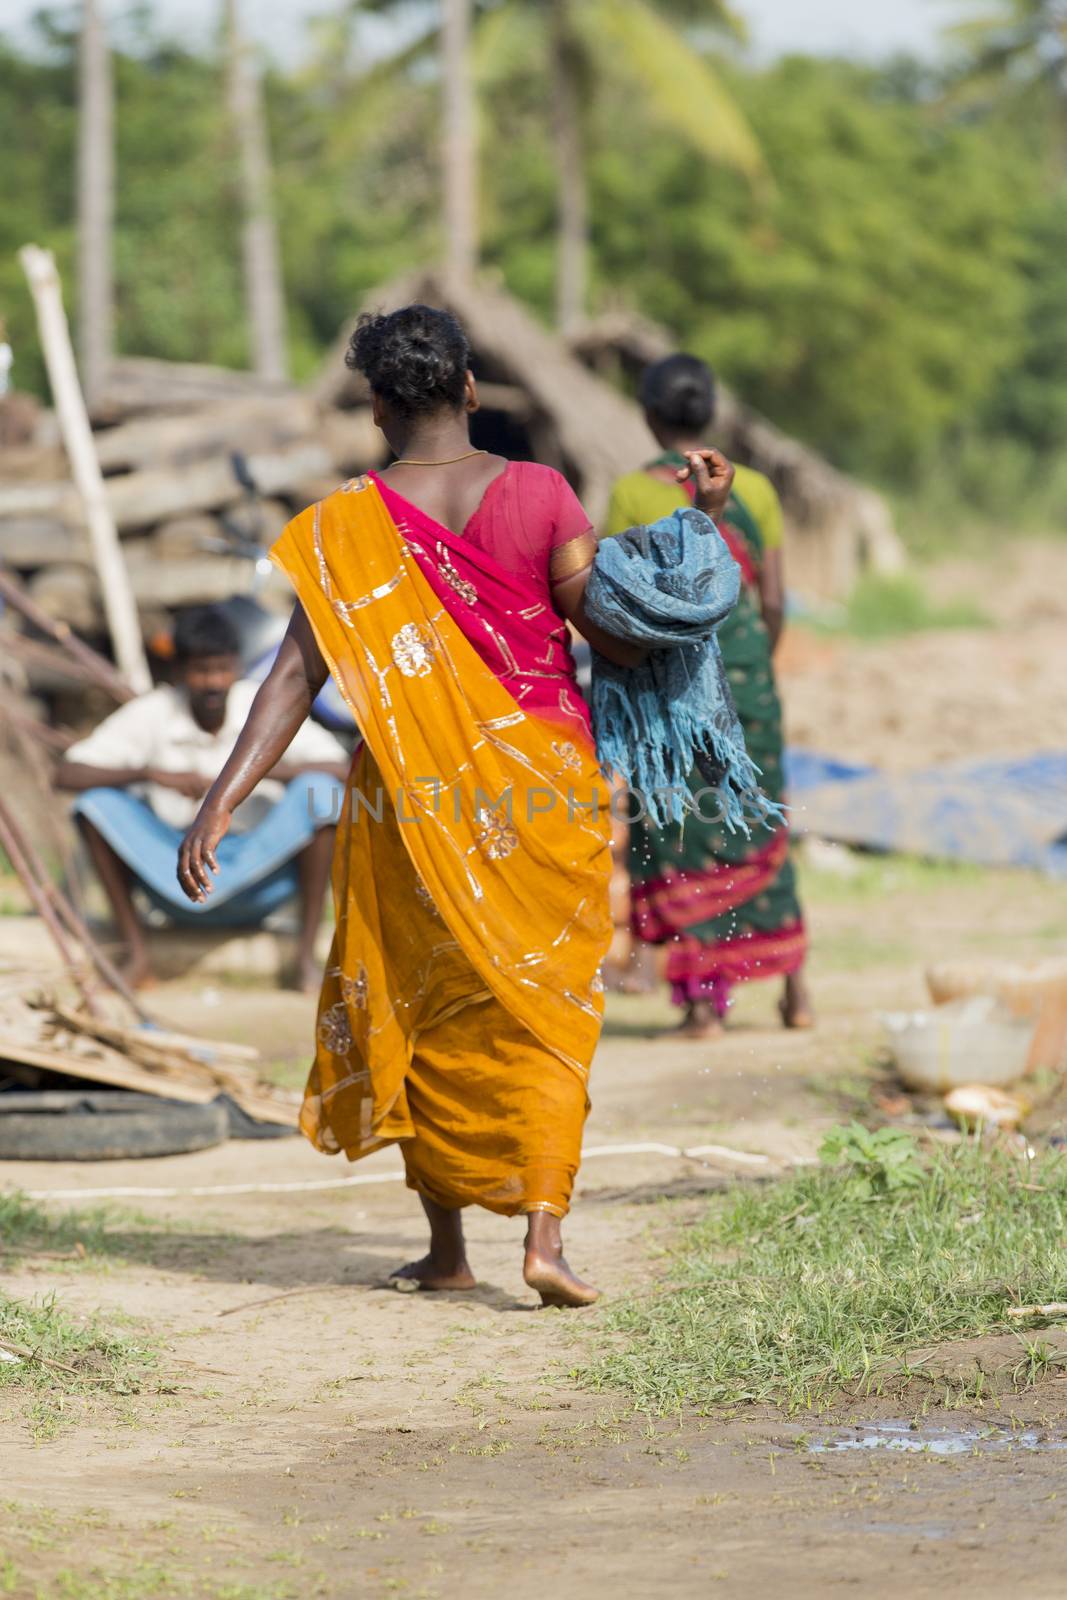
0, 1091, 230, 1161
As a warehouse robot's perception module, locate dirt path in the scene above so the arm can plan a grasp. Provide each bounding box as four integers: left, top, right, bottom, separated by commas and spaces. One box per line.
4, 849, 1067, 1596
8, 553, 1067, 1600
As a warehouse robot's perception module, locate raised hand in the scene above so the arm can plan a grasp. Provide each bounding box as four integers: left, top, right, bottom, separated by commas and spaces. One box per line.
676, 448, 735, 521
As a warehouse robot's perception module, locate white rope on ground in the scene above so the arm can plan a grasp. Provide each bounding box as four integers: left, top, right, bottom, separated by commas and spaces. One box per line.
15, 1139, 780, 1202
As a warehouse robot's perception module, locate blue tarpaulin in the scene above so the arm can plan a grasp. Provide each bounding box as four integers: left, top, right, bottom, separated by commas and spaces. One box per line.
785, 749, 1067, 877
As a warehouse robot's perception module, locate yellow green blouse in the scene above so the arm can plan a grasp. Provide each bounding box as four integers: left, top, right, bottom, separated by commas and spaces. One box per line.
605, 461, 784, 550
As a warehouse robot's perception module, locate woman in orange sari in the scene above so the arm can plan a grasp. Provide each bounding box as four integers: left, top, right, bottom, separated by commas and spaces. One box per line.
178, 306, 733, 1305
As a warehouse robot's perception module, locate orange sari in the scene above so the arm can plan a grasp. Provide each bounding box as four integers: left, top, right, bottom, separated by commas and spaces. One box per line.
271, 477, 613, 1217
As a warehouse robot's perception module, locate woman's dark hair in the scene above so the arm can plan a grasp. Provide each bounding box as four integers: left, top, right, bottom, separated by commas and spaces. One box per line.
173, 605, 240, 662
639, 353, 716, 433
347, 304, 470, 418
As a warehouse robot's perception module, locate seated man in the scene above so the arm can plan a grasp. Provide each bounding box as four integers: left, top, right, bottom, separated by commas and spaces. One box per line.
57, 606, 349, 991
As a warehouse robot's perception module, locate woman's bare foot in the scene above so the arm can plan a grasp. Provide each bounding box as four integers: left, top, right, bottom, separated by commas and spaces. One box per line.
523, 1211, 600, 1308
780, 971, 815, 1030
616, 972, 655, 996
295, 954, 320, 995
672, 1001, 723, 1041
388, 1254, 476, 1292
389, 1195, 476, 1292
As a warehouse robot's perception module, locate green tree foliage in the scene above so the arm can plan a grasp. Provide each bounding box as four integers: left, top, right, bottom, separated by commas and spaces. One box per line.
0, 27, 77, 396
2, 6, 1066, 520
588, 56, 1039, 477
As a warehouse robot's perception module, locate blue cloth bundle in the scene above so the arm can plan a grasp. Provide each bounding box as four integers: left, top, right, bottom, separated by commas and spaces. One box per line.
583, 506, 784, 830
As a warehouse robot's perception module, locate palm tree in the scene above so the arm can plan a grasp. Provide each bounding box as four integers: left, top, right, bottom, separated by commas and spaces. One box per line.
442, 0, 477, 288
77, 0, 114, 405
333, 1, 478, 287
224, 0, 289, 382
478, 0, 768, 332
549, 0, 586, 336
331, 1, 765, 328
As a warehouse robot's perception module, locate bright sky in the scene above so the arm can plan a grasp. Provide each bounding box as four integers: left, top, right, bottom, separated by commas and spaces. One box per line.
0, 0, 969, 62
742, 0, 968, 60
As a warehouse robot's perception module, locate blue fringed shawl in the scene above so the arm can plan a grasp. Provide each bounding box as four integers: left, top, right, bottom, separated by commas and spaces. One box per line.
583, 506, 785, 830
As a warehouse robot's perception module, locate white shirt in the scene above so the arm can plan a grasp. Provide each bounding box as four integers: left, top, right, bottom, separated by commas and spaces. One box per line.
65, 681, 347, 832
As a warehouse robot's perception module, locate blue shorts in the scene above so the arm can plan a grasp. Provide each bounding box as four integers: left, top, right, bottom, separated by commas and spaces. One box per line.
72, 773, 344, 928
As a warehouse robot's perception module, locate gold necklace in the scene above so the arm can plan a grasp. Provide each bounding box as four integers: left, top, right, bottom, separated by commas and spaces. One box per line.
392, 448, 488, 466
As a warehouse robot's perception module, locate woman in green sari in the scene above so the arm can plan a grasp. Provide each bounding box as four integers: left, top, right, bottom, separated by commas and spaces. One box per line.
607, 354, 812, 1039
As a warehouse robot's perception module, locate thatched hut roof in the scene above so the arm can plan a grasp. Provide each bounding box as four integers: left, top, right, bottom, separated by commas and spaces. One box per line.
317, 274, 905, 597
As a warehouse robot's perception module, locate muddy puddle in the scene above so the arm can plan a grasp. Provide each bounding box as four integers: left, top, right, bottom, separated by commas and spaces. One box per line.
807, 1420, 1067, 1457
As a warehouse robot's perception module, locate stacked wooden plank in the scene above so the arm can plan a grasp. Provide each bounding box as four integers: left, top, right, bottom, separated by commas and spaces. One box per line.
0, 986, 298, 1126
0, 359, 385, 648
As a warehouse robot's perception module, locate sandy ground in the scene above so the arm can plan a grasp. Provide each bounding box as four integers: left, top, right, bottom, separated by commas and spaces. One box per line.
4, 548, 1067, 1596
4, 850, 1067, 1599
779, 539, 1067, 771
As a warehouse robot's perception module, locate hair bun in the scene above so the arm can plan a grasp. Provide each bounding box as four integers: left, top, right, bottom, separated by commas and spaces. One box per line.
639, 353, 717, 434
347, 305, 470, 418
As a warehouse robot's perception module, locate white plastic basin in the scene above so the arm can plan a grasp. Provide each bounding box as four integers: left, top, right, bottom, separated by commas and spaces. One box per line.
880, 995, 1035, 1093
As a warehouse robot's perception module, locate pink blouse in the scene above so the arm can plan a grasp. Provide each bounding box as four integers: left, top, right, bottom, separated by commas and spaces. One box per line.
370, 461, 596, 739
460, 461, 595, 595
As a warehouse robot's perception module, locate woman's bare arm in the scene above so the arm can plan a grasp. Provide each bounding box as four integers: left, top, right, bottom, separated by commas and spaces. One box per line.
176, 605, 331, 902
758, 548, 785, 654
556, 450, 736, 668
552, 566, 647, 668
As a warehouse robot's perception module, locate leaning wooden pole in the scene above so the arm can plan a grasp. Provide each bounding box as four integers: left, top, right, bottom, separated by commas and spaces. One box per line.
0, 791, 151, 1024
0, 797, 98, 1014
18, 246, 151, 694
0, 567, 134, 702
0, 708, 85, 920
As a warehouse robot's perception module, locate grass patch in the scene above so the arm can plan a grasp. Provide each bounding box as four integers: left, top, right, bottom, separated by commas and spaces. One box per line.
0, 1190, 189, 1272
797, 850, 989, 904
809, 930, 914, 972
842, 573, 989, 639
255, 1057, 310, 1092
0, 1194, 158, 1424
890, 437, 1067, 559
0, 1554, 300, 1599
800, 572, 990, 640
583, 1134, 1067, 1413
0, 1190, 116, 1260
0, 1291, 156, 1404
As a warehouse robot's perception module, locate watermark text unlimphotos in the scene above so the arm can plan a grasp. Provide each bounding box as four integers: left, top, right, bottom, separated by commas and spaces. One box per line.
308, 778, 749, 827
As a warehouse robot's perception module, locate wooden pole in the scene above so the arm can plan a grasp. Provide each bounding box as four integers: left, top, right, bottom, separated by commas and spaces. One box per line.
0, 567, 135, 702
2, 708, 76, 756
0, 708, 85, 920
18, 246, 151, 694
0, 791, 150, 1024
0, 796, 98, 1014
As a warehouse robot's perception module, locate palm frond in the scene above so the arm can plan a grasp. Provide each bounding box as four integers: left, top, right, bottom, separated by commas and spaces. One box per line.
472, 0, 547, 87
318, 24, 440, 161
576, 0, 767, 187
651, 0, 748, 44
